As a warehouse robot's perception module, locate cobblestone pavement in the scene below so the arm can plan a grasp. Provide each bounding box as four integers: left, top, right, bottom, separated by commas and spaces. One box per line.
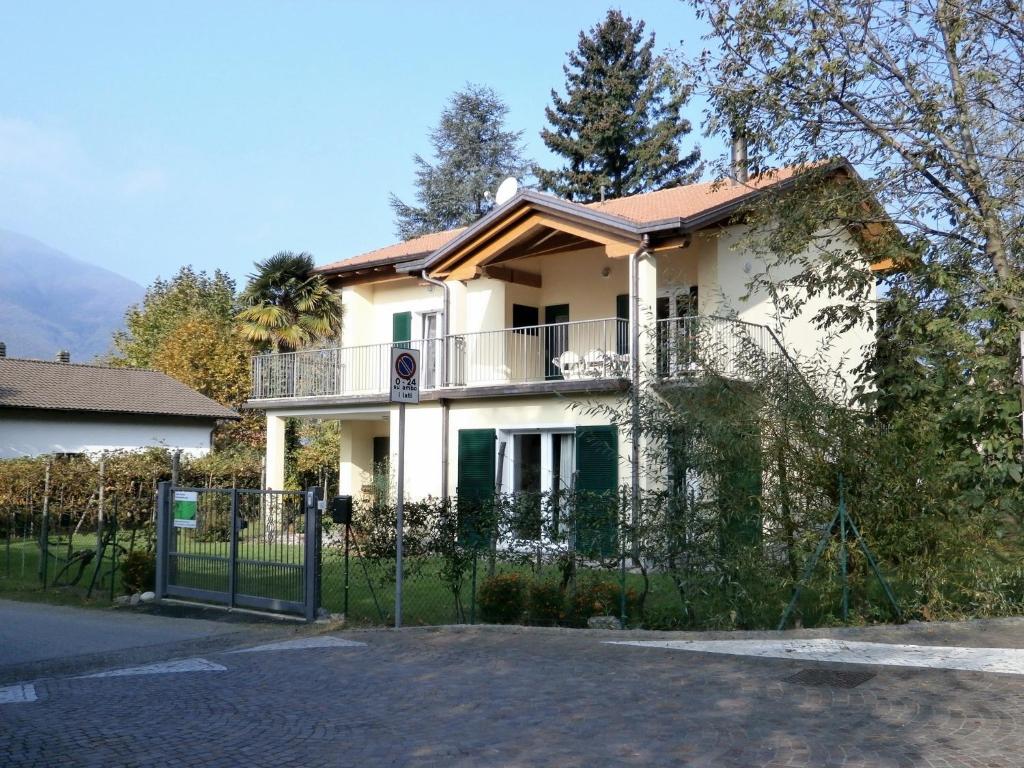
4, 622, 1024, 767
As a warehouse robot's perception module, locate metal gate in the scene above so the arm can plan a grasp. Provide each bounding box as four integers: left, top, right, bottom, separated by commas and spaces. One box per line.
155, 482, 322, 620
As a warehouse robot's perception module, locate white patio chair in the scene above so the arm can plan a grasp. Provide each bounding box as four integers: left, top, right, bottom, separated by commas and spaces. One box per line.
583, 349, 608, 378
552, 351, 583, 379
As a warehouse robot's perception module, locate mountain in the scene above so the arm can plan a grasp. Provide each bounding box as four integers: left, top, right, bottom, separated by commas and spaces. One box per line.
0, 229, 144, 362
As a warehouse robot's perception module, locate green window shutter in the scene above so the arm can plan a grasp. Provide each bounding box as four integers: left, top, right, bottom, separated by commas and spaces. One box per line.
392, 312, 412, 346
574, 425, 618, 558
457, 428, 496, 548
720, 424, 763, 552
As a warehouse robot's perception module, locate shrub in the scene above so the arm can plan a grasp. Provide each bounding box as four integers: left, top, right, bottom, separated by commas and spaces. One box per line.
120, 549, 156, 594
567, 578, 635, 626
527, 580, 565, 625
477, 572, 527, 624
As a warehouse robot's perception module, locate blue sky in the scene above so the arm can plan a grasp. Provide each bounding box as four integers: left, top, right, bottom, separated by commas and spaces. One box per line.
0, 2, 717, 287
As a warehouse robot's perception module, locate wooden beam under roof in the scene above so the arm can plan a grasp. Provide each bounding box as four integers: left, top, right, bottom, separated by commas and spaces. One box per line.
331, 270, 410, 288
429, 205, 534, 276
518, 231, 591, 257
482, 265, 542, 288
431, 206, 639, 279
445, 217, 550, 280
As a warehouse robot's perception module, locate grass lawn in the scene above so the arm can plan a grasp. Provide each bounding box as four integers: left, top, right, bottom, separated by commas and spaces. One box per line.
0, 533, 128, 606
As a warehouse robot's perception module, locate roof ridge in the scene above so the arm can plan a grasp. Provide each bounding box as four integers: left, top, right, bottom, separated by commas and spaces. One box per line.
584, 177, 720, 205
0, 357, 161, 373
318, 162, 827, 275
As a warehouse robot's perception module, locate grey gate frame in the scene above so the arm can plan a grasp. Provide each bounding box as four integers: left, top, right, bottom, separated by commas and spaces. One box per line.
155, 482, 323, 620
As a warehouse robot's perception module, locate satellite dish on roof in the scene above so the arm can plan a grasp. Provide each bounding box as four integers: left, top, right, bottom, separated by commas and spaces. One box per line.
494, 177, 519, 206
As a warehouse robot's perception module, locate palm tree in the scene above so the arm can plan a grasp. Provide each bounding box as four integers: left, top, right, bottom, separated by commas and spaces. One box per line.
237, 252, 343, 352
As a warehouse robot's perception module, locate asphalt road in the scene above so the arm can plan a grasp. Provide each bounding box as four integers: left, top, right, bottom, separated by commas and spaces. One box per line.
0, 599, 294, 684
0, 599, 242, 665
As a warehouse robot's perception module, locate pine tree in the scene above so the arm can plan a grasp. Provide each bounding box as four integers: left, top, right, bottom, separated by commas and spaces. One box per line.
537, 10, 701, 202
390, 84, 527, 239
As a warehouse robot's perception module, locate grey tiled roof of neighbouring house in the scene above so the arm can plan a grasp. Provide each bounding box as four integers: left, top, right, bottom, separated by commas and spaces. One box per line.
0, 358, 240, 420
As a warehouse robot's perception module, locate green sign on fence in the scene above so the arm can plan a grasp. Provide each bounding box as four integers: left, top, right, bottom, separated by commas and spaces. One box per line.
173, 491, 198, 529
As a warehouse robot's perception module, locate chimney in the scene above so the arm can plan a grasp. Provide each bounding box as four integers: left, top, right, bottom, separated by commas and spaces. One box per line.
56, 350, 70, 364
0, 341, 5, 358
731, 132, 749, 184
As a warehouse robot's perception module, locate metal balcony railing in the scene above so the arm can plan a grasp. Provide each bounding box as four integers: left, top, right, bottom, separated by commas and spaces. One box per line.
250, 339, 436, 400
248, 315, 792, 401
249, 319, 628, 400
654, 315, 792, 381
447, 318, 628, 387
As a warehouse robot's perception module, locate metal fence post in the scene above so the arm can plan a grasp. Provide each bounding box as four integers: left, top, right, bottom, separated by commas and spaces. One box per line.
39, 459, 51, 588
155, 481, 170, 599
304, 487, 322, 622
228, 489, 239, 609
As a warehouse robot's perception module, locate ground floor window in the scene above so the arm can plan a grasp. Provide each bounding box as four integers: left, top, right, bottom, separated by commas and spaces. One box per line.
500, 430, 576, 541
456, 425, 617, 549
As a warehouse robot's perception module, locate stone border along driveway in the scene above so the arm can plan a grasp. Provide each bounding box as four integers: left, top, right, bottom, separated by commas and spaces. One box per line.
4, 617, 1024, 767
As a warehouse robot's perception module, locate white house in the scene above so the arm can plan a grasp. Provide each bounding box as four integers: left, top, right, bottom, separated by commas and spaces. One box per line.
247, 164, 884, 513
0, 356, 239, 458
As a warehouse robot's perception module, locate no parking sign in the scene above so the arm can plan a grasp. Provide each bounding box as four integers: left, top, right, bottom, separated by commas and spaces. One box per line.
388, 345, 420, 629
390, 348, 420, 404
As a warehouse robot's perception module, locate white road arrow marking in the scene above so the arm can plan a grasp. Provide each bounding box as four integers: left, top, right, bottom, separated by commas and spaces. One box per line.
606, 638, 1024, 675
80, 658, 227, 678
0, 684, 37, 704
231, 636, 366, 653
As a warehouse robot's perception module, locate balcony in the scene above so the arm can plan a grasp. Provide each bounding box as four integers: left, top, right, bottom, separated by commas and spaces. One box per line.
654, 315, 791, 381
248, 316, 789, 402
249, 318, 627, 401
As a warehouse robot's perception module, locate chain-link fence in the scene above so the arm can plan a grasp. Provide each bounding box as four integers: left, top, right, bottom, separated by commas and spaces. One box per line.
1, 490, 156, 600
0, 450, 262, 603
315, 478, 909, 631
316, 490, 707, 629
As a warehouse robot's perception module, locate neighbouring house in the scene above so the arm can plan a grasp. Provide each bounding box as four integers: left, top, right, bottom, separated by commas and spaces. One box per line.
0, 354, 239, 458
246, 162, 886, 521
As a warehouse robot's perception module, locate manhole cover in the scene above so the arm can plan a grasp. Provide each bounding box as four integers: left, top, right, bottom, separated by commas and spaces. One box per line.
785, 669, 875, 689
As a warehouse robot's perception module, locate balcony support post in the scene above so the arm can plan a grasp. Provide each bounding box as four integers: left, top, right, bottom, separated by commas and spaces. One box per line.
629, 235, 653, 534
265, 413, 287, 491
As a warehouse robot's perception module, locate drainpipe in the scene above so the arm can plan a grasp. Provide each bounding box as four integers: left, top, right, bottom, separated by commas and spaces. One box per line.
421, 270, 451, 500
629, 235, 651, 533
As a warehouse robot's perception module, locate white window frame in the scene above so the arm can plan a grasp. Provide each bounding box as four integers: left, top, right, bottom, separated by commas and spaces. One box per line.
415, 309, 443, 389
495, 426, 577, 544
496, 426, 575, 495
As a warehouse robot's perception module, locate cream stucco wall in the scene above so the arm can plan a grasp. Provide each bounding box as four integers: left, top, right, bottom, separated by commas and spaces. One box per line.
363, 279, 445, 344
655, 243, 701, 299
711, 225, 875, 393
340, 285, 374, 348
338, 418, 390, 499
0, 413, 215, 460
530, 247, 627, 322
465, 278, 506, 334
388, 400, 444, 500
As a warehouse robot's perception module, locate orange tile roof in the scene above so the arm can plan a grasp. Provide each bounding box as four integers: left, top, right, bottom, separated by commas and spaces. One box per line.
316, 227, 466, 273
585, 166, 805, 224
317, 165, 816, 274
